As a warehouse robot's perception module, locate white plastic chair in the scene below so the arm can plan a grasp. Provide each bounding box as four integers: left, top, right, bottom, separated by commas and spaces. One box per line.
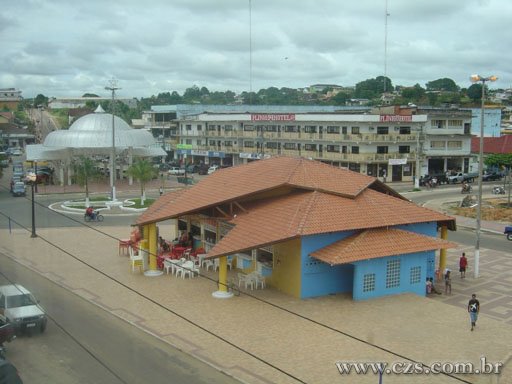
238, 272, 255, 290
226, 256, 233, 270
177, 260, 194, 279
129, 246, 144, 273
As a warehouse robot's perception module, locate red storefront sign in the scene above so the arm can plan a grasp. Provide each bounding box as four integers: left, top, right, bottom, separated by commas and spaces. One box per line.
379, 115, 413, 122
251, 114, 296, 121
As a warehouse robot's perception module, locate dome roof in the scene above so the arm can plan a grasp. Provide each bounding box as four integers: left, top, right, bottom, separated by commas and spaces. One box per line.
43, 108, 156, 149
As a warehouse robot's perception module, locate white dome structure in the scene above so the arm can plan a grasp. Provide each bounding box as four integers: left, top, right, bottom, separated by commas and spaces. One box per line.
27, 106, 165, 158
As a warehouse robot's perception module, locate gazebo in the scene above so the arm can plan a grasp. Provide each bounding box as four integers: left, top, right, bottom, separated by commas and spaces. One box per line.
26, 105, 165, 187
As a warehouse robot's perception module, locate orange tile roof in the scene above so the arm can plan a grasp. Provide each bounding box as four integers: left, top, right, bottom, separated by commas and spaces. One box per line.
136, 156, 383, 225
310, 228, 458, 265
205, 189, 455, 258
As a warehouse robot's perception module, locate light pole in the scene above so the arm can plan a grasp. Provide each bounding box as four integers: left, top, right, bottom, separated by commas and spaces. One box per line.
26, 172, 37, 238
105, 79, 120, 201
469, 74, 498, 278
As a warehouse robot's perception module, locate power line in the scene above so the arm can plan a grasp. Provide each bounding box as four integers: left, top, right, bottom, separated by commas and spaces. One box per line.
0, 191, 472, 383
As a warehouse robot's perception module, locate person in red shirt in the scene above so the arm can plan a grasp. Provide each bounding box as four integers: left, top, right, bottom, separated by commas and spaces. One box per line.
459, 252, 468, 279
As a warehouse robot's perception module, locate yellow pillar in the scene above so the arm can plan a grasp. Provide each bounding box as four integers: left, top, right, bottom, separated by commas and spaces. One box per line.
439, 225, 447, 280
148, 223, 158, 271
218, 256, 228, 293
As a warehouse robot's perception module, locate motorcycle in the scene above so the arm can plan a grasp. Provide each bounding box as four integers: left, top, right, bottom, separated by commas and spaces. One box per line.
461, 184, 472, 194
84, 210, 104, 222
492, 186, 505, 195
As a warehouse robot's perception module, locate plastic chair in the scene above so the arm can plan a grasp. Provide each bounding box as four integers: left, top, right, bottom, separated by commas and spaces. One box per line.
177, 260, 195, 279
129, 246, 144, 273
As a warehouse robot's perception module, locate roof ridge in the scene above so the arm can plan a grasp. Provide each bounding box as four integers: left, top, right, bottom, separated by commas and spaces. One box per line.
296, 191, 319, 235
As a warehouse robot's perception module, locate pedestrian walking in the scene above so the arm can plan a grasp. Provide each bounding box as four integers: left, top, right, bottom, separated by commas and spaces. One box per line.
444, 270, 452, 295
468, 294, 480, 331
459, 252, 468, 278
159, 186, 163, 196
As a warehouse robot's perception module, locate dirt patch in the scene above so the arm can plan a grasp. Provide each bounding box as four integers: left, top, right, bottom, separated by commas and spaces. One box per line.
448, 197, 512, 223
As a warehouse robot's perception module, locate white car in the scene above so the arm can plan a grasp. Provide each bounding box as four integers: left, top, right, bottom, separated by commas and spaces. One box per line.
0, 284, 47, 333
168, 166, 186, 176
207, 165, 219, 175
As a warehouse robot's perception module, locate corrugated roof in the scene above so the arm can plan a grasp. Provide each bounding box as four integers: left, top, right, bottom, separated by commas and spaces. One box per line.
471, 135, 512, 154
136, 156, 384, 225
310, 228, 457, 265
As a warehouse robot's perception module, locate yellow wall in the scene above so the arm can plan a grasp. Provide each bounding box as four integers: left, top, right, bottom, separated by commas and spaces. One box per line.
268, 238, 301, 298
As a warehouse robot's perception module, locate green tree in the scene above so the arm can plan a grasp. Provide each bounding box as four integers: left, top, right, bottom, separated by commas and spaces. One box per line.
400, 84, 425, 102
354, 76, 392, 99
73, 156, 101, 207
34, 94, 48, 108
127, 158, 156, 205
467, 84, 483, 102
425, 78, 458, 92
82, 93, 100, 98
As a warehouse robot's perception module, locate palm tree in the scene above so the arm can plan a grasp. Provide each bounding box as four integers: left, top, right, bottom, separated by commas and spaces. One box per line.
127, 158, 156, 205
73, 156, 101, 207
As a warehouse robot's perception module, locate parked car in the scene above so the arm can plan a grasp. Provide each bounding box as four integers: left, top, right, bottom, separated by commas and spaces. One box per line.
482, 172, 503, 182
185, 164, 200, 174
0, 284, 47, 334
207, 165, 219, 175
0, 358, 22, 383
197, 164, 209, 175
168, 166, 186, 176
11, 182, 26, 197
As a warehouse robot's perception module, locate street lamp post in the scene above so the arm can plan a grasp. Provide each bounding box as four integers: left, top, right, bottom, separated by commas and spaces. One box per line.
26, 172, 37, 238
105, 79, 120, 201
469, 74, 498, 278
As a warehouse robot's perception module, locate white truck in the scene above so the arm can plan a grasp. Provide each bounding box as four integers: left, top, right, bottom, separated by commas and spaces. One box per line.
448, 172, 478, 184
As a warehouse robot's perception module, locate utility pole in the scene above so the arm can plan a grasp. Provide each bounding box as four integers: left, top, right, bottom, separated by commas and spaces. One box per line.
105, 78, 121, 201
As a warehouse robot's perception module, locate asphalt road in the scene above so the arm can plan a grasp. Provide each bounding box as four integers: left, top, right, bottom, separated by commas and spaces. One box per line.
0, 254, 240, 384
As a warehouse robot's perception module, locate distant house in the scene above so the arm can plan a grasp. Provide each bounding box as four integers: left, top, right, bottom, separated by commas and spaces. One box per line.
0, 88, 22, 110
0, 123, 36, 149
136, 156, 456, 301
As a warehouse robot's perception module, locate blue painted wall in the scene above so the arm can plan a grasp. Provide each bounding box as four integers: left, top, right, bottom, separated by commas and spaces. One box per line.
301, 222, 439, 300
301, 231, 355, 298
470, 108, 502, 137
352, 252, 427, 301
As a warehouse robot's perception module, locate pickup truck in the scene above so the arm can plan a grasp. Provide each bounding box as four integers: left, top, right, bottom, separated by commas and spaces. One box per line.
448, 172, 478, 184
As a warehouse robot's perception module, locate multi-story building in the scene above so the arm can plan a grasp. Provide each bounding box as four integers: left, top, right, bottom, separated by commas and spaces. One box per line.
143, 104, 474, 182
0, 88, 22, 109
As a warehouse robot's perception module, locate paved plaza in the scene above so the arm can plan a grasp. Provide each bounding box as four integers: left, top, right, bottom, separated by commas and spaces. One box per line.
0, 177, 511, 383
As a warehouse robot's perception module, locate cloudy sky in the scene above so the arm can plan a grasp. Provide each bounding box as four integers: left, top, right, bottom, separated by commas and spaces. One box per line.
2, 0, 510, 99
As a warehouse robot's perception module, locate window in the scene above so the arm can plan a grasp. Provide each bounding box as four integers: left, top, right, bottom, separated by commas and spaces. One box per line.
197, 124, 202, 131
351, 126, 360, 134
386, 259, 400, 288
267, 125, 277, 132
326, 145, 340, 152
342, 126, 347, 134
351, 146, 359, 154
431, 120, 445, 128
266, 142, 278, 149
377, 126, 389, 135
410, 266, 421, 285
305, 126, 317, 133
243, 125, 254, 131
224, 141, 233, 147
430, 141, 445, 149
196, 139, 202, 146
326, 126, 340, 134
342, 146, 347, 154
398, 146, 410, 153
304, 144, 317, 151
399, 126, 411, 134
186, 124, 192, 131
185, 139, 192, 145
224, 125, 233, 131
363, 273, 376, 292
244, 141, 255, 148
377, 146, 388, 154
208, 124, 217, 131
284, 125, 298, 133
208, 140, 216, 146
447, 141, 462, 149
283, 142, 296, 149
448, 119, 463, 127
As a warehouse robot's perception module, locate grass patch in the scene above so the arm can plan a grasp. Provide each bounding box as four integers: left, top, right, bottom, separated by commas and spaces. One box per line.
450, 198, 512, 222
128, 198, 155, 209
